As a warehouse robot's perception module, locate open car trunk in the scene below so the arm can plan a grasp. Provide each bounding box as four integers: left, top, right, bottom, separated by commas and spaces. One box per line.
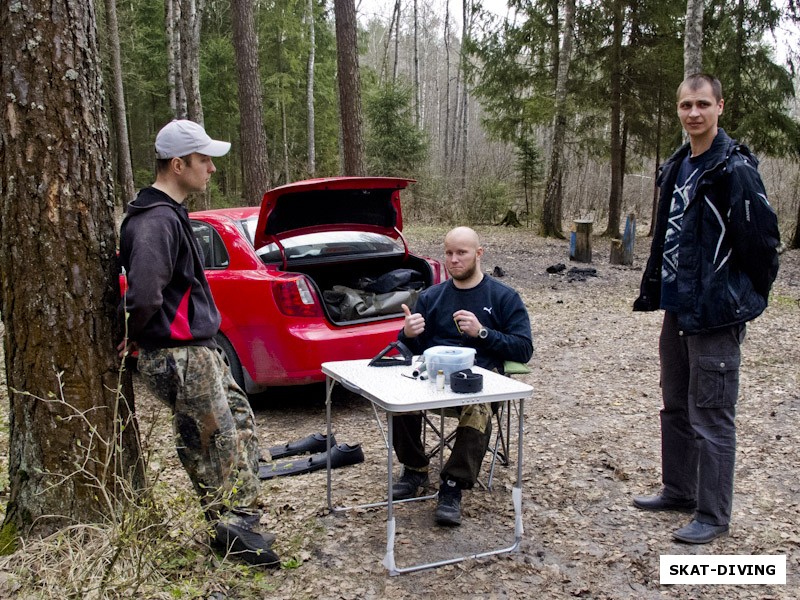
286, 254, 435, 325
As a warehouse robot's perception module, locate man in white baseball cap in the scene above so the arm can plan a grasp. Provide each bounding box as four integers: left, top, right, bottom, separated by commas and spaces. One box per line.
155, 119, 231, 159
119, 120, 281, 567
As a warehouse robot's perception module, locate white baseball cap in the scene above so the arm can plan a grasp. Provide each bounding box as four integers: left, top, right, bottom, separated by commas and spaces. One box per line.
155, 119, 231, 159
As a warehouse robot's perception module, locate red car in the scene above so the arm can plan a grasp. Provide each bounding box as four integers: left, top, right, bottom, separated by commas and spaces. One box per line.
186, 177, 445, 392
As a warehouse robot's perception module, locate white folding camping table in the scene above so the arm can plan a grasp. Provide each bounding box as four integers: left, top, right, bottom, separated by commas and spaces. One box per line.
321, 358, 533, 575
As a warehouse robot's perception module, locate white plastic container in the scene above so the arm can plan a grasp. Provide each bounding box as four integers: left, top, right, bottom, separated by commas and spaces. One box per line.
423, 346, 476, 385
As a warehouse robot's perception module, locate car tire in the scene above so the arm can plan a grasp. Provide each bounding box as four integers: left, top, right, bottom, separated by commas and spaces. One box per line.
215, 333, 246, 392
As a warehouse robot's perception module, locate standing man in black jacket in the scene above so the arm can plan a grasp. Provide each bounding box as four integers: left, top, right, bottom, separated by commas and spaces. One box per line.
119, 120, 280, 567
632, 74, 780, 544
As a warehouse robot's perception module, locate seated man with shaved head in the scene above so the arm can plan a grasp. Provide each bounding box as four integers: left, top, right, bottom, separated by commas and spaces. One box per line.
394, 227, 533, 526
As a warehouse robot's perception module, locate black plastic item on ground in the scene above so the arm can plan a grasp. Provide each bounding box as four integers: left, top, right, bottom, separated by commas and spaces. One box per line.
450, 368, 483, 393
368, 340, 413, 367
257, 443, 365, 479
266, 432, 336, 460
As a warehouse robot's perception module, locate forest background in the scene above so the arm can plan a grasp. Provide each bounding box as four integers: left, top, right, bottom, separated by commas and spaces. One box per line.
110, 0, 800, 242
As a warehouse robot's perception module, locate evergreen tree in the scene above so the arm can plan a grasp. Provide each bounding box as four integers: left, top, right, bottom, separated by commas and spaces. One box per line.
364, 82, 429, 176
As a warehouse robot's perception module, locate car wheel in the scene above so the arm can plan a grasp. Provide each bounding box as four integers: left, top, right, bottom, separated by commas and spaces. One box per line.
215, 333, 246, 392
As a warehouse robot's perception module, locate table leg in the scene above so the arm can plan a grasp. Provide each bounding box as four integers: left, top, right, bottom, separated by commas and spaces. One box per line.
383, 413, 398, 574
514, 397, 525, 541
326, 375, 335, 511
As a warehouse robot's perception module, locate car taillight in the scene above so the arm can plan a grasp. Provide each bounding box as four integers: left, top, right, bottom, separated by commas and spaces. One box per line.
272, 275, 323, 317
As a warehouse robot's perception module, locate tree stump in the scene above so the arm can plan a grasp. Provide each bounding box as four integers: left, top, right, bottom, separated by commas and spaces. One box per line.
498, 210, 522, 227
610, 213, 636, 266
569, 219, 593, 263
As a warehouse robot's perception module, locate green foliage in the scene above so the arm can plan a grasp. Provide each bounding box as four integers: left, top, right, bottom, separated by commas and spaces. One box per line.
704, 0, 800, 157
364, 82, 429, 177
469, 2, 559, 143
516, 135, 544, 190
463, 177, 516, 224
259, 0, 341, 183
116, 0, 172, 189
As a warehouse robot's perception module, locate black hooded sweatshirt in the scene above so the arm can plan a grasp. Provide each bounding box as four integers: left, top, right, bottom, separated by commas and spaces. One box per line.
119, 187, 220, 350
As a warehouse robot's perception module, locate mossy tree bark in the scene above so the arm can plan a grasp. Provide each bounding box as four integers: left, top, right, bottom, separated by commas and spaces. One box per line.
0, 0, 144, 542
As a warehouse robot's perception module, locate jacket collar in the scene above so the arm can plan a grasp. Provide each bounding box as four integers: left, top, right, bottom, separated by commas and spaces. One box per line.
659, 129, 741, 185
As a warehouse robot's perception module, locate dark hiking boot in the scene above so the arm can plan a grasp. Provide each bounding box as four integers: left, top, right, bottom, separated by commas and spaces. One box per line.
435, 480, 462, 526
392, 468, 430, 500
212, 521, 281, 568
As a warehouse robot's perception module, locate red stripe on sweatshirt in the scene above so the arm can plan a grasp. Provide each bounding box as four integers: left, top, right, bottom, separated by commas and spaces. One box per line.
170, 288, 193, 340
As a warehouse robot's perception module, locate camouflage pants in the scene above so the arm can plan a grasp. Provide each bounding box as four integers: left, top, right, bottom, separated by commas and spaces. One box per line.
138, 345, 261, 518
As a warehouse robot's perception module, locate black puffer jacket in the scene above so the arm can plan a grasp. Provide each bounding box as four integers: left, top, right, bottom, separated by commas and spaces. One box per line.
634, 129, 780, 334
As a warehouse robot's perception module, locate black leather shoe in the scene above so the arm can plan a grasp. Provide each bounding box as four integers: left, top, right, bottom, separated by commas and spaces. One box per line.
267, 432, 336, 460
673, 519, 729, 544
435, 480, 462, 526
633, 494, 695, 513
212, 521, 281, 567
392, 468, 430, 500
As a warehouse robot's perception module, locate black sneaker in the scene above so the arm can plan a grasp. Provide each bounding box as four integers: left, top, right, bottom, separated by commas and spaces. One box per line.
212, 521, 281, 568
435, 480, 462, 526
392, 468, 430, 500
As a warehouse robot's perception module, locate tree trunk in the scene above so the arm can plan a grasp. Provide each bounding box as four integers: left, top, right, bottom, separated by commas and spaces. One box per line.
180, 0, 204, 126
393, 0, 401, 82
443, 0, 451, 172
604, 0, 624, 238
231, 0, 271, 204
0, 0, 143, 542
103, 0, 136, 207
166, 0, 186, 118
180, 0, 208, 210
458, 0, 470, 191
413, 0, 421, 128
306, 0, 317, 177
541, 0, 575, 239
281, 98, 290, 184
792, 174, 800, 249
684, 0, 704, 78
334, 0, 366, 176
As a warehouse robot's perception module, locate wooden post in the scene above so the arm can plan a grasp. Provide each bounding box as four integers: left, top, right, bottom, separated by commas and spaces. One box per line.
610, 213, 636, 265
570, 219, 593, 263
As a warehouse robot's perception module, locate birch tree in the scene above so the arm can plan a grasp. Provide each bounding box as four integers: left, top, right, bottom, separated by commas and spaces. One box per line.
103, 0, 136, 206
684, 0, 704, 77
541, 0, 576, 238
307, 0, 317, 176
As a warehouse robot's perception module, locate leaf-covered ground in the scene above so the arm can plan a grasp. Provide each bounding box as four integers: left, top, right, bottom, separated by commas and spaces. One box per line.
2, 225, 798, 598
243, 226, 798, 599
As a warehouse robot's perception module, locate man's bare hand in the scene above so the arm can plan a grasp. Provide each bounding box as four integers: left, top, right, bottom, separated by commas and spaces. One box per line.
402, 303, 425, 338
117, 339, 138, 360
453, 309, 482, 338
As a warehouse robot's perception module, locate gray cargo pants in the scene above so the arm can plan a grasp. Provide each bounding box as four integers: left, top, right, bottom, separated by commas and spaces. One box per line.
659, 311, 744, 526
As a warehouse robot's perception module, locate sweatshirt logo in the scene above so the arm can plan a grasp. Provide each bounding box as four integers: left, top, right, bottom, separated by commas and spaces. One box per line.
483, 306, 493, 315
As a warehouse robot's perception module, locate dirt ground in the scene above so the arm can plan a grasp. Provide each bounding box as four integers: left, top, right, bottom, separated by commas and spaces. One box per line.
4, 225, 800, 598
240, 226, 799, 599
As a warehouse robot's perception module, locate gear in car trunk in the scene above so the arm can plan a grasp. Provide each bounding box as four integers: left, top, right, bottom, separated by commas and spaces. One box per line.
287, 254, 434, 325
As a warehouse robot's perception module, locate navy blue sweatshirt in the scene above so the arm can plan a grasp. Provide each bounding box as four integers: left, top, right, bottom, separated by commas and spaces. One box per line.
398, 276, 533, 373
119, 187, 220, 349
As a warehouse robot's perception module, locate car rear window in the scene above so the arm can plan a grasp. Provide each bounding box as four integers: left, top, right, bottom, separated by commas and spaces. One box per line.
240, 216, 402, 263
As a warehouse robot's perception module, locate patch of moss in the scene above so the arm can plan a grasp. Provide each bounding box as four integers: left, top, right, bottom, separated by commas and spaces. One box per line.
0, 521, 19, 555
